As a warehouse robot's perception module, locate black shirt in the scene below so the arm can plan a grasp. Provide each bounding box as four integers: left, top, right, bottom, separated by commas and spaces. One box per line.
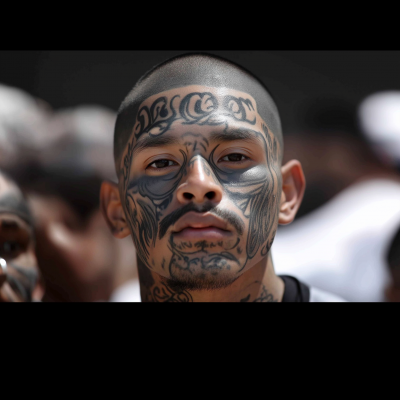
280, 275, 310, 302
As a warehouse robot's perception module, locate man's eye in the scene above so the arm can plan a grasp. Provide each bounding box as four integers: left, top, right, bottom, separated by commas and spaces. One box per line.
148, 159, 177, 169
0, 241, 22, 258
220, 154, 247, 162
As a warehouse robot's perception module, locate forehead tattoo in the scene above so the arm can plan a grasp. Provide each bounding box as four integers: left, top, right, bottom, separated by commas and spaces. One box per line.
114, 54, 282, 166
131, 90, 259, 143
118, 85, 282, 300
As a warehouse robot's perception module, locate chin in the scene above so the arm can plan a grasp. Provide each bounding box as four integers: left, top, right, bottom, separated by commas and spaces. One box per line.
167, 252, 243, 291
165, 271, 240, 292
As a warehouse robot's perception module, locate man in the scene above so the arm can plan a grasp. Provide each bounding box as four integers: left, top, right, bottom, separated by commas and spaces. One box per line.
0, 92, 139, 302
0, 170, 43, 302
101, 53, 344, 302
16, 106, 139, 302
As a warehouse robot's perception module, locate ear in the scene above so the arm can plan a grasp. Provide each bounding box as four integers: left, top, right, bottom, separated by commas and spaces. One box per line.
100, 180, 131, 238
278, 159, 306, 225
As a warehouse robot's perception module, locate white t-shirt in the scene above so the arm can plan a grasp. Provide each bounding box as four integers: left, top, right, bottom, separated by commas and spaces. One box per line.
109, 279, 141, 302
273, 178, 400, 302
309, 287, 346, 302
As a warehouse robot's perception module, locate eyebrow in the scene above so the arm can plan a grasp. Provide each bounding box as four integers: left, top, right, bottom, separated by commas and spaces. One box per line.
0, 220, 20, 229
209, 128, 262, 145
133, 134, 181, 157
131, 127, 264, 158
0, 216, 33, 238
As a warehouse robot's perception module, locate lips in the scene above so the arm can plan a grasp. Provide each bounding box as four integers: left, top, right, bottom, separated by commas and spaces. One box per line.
172, 212, 232, 240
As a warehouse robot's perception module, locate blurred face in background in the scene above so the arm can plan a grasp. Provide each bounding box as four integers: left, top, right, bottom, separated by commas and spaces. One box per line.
0, 173, 43, 302
26, 173, 117, 302
0, 95, 137, 302
5, 105, 134, 302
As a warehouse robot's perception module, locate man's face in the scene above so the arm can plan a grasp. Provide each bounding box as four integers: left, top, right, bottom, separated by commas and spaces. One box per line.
0, 175, 40, 302
119, 85, 282, 290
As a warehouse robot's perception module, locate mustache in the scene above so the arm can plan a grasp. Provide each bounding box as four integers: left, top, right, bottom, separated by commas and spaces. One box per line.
158, 202, 244, 240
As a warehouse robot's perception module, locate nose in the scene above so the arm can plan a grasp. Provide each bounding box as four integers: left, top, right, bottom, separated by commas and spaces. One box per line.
176, 156, 223, 205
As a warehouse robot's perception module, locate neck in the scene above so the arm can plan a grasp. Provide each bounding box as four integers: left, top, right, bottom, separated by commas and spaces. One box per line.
137, 254, 284, 302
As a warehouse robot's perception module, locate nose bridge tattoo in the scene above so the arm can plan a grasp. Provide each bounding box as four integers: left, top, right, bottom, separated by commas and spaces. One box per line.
182, 132, 209, 153
187, 154, 216, 183
120, 89, 281, 279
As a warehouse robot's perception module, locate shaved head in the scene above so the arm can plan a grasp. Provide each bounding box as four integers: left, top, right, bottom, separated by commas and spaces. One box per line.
114, 53, 282, 169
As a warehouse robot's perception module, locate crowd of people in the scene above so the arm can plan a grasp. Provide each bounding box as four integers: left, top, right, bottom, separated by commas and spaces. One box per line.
0, 84, 138, 302
1, 52, 399, 302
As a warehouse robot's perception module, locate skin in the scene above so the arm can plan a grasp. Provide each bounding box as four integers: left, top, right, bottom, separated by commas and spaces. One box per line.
102, 84, 305, 302
385, 269, 400, 302
28, 193, 137, 302
0, 174, 43, 302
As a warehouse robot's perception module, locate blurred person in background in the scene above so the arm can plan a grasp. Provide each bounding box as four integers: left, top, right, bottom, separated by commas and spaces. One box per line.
273, 93, 400, 302
0, 83, 54, 171
17, 106, 139, 302
0, 84, 139, 301
0, 169, 44, 302
363, 92, 400, 302
385, 226, 400, 302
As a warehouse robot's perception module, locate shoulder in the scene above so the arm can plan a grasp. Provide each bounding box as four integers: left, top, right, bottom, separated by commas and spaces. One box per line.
280, 275, 310, 302
279, 275, 347, 302
309, 286, 347, 302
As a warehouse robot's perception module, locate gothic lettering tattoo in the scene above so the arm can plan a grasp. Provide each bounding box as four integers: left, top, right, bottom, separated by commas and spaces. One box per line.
130, 92, 257, 143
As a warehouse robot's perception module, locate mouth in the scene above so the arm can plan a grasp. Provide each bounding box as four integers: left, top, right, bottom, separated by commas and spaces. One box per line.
173, 226, 232, 240
172, 212, 233, 241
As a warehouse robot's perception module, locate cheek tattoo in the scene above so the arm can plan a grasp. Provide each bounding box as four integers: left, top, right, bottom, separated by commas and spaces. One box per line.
120, 90, 281, 296
208, 122, 281, 263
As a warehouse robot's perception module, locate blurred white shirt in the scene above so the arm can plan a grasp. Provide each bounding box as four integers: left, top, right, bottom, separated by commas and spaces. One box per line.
309, 287, 346, 302
109, 279, 141, 302
273, 178, 400, 302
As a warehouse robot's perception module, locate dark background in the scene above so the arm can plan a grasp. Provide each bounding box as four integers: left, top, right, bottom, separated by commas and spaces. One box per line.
1, 50, 400, 134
